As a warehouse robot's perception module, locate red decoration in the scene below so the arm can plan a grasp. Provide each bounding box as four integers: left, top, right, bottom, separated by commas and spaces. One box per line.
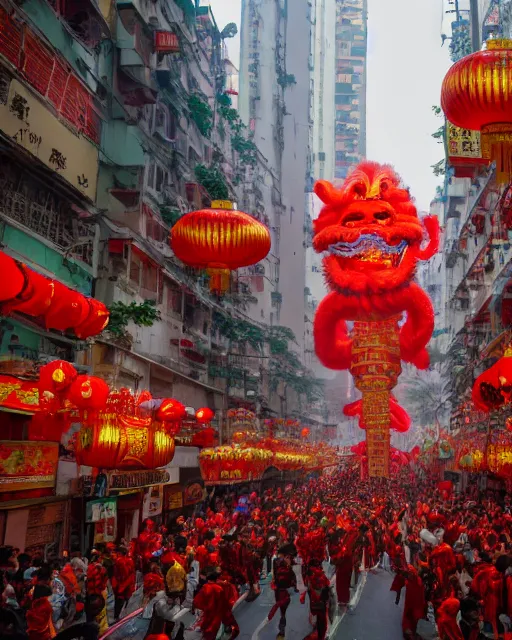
170, 202, 271, 294
300, 427, 310, 438
344, 396, 411, 433
6, 266, 55, 317
45, 283, 90, 332
0, 250, 109, 338
67, 375, 109, 411
74, 299, 110, 339
313, 162, 438, 476
472, 350, 512, 412
157, 398, 186, 422
0, 252, 25, 302
441, 39, 512, 182
196, 407, 214, 424
39, 360, 78, 394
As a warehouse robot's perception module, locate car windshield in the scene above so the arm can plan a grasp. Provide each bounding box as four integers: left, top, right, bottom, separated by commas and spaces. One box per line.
100, 609, 148, 640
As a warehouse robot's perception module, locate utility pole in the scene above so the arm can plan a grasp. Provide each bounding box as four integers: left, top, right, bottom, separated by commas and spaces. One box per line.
469, 0, 481, 51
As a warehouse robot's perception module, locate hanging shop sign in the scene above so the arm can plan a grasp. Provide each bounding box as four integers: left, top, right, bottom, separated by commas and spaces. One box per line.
142, 484, 163, 519
183, 482, 204, 505
154, 31, 180, 52
166, 488, 183, 510
0, 375, 40, 413
446, 122, 489, 177
108, 468, 178, 491
0, 441, 58, 492
0, 79, 99, 198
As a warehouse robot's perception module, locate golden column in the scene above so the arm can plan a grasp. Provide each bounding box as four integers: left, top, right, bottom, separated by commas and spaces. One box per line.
350, 317, 402, 477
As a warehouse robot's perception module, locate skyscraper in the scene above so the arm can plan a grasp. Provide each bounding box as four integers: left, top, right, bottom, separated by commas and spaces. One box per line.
239, 0, 314, 359
334, 0, 368, 181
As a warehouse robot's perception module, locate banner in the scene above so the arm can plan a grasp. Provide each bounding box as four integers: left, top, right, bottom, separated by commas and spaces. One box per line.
183, 482, 204, 505
86, 498, 117, 544
142, 485, 163, 519
0, 441, 58, 492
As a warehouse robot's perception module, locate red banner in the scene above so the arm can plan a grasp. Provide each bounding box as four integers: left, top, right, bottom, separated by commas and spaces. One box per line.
0, 441, 58, 492
155, 31, 179, 53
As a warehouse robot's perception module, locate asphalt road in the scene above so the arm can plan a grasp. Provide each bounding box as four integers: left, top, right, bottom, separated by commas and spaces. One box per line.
333, 569, 404, 640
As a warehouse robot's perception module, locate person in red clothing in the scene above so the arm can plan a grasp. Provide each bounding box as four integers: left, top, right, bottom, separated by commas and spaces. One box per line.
189, 573, 228, 640
301, 559, 331, 640
268, 545, 298, 637
390, 544, 408, 606
86, 553, 109, 635
329, 527, 357, 607
436, 597, 464, 640
26, 584, 55, 640
401, 565, 426, 639
111, 547, 135, 620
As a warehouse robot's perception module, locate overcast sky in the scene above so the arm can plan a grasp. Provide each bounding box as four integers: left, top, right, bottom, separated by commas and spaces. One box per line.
209, 0, 453, 211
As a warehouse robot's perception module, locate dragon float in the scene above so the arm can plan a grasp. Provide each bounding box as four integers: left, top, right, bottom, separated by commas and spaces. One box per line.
313, 162, 439, 476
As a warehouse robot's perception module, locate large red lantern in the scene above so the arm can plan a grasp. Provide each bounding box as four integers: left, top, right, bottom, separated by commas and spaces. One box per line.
170, 201, 271, 294
441, 39, 512, 182
472, 348, 512, 412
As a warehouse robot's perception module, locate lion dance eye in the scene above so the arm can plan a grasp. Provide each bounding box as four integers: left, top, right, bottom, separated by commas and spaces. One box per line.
342, 212, 365, 227
374, 211, 391, 223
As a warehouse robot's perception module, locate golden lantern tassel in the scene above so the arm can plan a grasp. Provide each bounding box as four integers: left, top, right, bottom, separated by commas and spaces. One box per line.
207, 265, 231, 294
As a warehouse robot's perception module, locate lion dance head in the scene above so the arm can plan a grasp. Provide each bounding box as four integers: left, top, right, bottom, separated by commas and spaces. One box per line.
313, 161, 438, 294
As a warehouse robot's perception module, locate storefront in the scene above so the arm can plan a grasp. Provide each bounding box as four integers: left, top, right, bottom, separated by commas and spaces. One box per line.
0, 440, 68, 557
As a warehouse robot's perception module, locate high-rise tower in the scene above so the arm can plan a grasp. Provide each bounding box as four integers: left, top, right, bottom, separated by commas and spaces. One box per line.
334, 0, 368, 181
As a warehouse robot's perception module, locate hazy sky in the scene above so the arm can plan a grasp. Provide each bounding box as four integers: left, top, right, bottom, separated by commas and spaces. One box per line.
209, 0, 452, 211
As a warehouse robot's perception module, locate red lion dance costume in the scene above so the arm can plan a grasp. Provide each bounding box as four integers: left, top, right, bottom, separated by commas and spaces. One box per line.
313, 162, 439, 476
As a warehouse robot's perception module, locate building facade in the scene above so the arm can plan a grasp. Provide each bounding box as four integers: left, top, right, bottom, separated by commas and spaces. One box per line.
334, 0, 368, 181
0, 0, 327, 553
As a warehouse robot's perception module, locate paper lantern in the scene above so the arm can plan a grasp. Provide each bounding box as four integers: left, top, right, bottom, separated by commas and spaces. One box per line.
300, 427, 310, 438
170, 201, 271, 294
76, 411, 123, 468
45, 282, 90, 331
196, 407, 214, 424
39, 360, 78, 394
5, 266, 54, 317
441, 39, 512, 182
0, 252, 26, 302
74, 298, 110, 339
157, 398, 186, 422
67, 375, 109, 411
472, 349, 512, 412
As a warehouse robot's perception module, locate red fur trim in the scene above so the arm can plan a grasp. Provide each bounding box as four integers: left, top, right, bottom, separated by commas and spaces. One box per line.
343, 397, 411, 433
416, 216, 440, 260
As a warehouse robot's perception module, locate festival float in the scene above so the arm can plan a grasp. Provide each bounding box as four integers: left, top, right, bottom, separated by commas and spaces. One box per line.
199, 420, 339, 485
312, 162, 439, 476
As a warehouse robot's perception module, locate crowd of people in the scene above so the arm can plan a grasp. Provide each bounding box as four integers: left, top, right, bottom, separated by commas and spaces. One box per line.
1, 464, 512, 640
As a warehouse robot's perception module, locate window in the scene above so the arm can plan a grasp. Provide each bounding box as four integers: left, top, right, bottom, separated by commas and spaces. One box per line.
335, 95, 352, 105
143, 263, 158, 293
166, 281, 182, 315
129, 252, 142, 286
